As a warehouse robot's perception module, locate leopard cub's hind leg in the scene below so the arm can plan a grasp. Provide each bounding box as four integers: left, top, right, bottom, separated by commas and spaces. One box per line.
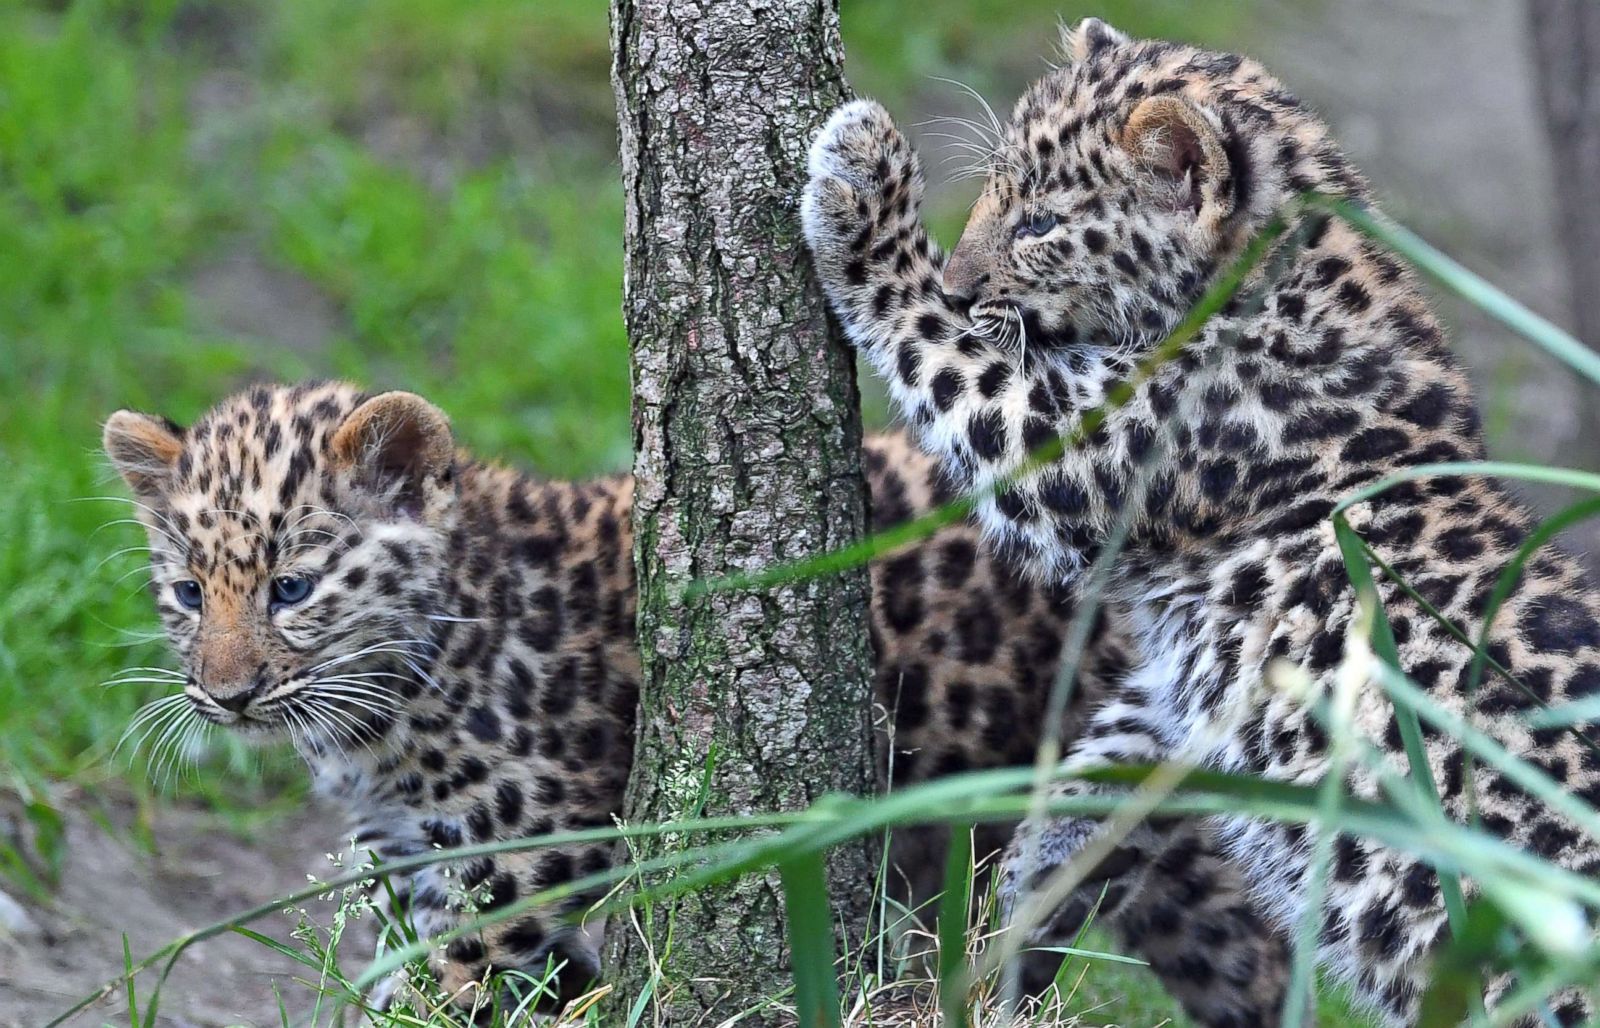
1003, 801, 1299, 1028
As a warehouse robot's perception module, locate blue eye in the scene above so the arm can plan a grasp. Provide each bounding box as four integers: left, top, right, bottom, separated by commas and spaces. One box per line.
1014, 211, 1059, 239
270, 575, 314, 609
173, 580, 203, 611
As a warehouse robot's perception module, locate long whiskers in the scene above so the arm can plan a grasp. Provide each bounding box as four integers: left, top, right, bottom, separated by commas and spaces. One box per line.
111, 563, 158, 590
71, 496, 188, 554
116, 694, 188, 760
102, 670, 187, 690
310, 680, 405, 713
929, 76, 1005, 140
117, 692, 212, 791
914, 74, 1026, 187
157, 714, 211, 790
305, 638, 436, 675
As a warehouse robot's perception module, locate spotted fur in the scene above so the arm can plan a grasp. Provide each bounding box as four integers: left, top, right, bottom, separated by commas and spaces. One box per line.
802, 18, 1600, 1026
104, 381, 1135, 1009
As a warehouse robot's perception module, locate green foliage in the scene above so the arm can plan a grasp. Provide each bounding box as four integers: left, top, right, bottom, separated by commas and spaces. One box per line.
0, 0, 1257, 795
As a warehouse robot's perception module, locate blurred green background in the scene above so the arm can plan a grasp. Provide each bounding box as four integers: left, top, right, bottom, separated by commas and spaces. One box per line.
0, 0, 1581, 1022
0, 0, 1251, 809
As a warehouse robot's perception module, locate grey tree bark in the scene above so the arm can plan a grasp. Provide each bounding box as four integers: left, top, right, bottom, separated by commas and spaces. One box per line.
604, 0, 876, 1021
1527, 0, 1600, 425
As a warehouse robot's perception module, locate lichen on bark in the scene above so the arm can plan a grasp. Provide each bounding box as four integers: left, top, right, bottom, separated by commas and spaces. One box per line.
604, 0, 876, 1020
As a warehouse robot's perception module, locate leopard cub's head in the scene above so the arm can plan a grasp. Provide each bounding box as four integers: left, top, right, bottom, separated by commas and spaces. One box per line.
104, 381, 457, 751
942, 17, 1356, 354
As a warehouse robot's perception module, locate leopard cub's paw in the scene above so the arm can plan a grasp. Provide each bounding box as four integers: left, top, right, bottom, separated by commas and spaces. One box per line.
806, 100, 910, 187
996, 815, 1100, 921
801, 99, 921, 251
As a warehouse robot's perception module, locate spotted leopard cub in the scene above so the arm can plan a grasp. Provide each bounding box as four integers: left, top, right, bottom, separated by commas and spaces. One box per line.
103, 381, 1125, 1010
804, 17, 1600, 1027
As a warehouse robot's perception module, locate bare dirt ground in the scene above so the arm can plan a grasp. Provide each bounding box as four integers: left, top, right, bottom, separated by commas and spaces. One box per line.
1, 793, 352, 1028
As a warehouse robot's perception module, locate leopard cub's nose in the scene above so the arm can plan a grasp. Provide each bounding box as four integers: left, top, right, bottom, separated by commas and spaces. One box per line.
207, 668, 268, 713
941, 255, 987, 317
942, 281, 977, 316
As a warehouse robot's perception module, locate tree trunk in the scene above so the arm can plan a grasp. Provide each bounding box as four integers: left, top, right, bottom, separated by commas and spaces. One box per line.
605, 1, 875, 1022
1526, 0, 1600, 566
1527, 0, 1600, 407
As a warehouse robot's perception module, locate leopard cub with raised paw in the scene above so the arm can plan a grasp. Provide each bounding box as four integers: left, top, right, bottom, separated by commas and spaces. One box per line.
804, 17, 1600, 1027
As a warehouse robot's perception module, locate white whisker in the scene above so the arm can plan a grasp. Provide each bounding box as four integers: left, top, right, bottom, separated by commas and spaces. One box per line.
116, 695, 188, 759
71, 496, 188, 550
280, 705, 318, 759
397, 657, 443, 694
316, 670, 411, 686
311, 682, 404, 708
913, 114, 1002, 148
305, 638, 435, 675
102, 676, 186, 689
928, 77, 1005, 137
148, 708, 195, 788
112, 563, 159, 588
301, 698, 369, 757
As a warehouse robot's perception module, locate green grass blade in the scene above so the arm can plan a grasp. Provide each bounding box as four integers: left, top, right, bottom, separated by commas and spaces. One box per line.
1024, 945, 1146, 966
936, 824, 974, 1028
1371, 664, 1600, 846
1333, 514, 1470, 933
1350, 535, 1600, 759
48, 813, 820, 1028
1486, 948, 1600, 1027
1281, 613, 1368, 1028
624, 970, 657, 1028
1451, 495, 1600, 850
1525, 696, 1600, 728
63, 757, 1578, 1028
351, 766, 1435, 1001
779, 853, 843, 1028
1417, 899, 1512, 1027
1334, 462, 1600, 517
121, 934, 139, 1028
228, 925, 330, 973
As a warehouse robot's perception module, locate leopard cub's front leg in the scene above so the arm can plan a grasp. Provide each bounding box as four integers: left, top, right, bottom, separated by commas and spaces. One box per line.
803, 101, 1025, 493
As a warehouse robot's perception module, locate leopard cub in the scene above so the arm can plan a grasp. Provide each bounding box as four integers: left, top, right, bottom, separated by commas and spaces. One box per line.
104, 380, 1134, 1008
805, 17, 1600, 1026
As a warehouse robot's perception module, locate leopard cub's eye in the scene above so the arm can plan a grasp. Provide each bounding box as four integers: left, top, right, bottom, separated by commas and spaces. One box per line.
270, 575, 314, 609
173, 580, 203, 611
1014, 212, 1060, 240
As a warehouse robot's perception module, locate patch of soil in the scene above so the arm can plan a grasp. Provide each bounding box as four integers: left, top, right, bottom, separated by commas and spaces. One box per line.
185, 244, 344, 358
0, 793, 359, 1028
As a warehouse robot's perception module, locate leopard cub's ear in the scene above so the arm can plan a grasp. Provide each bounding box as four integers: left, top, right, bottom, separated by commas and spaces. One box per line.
331, 391, 456, 520
1121, 94, 1235, 234
103, 410, 184, 501
1057, 17, 1130, 64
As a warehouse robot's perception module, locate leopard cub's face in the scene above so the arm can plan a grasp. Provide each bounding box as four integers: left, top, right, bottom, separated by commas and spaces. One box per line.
103, 382, 458, 752
942, 19, 1277, 356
